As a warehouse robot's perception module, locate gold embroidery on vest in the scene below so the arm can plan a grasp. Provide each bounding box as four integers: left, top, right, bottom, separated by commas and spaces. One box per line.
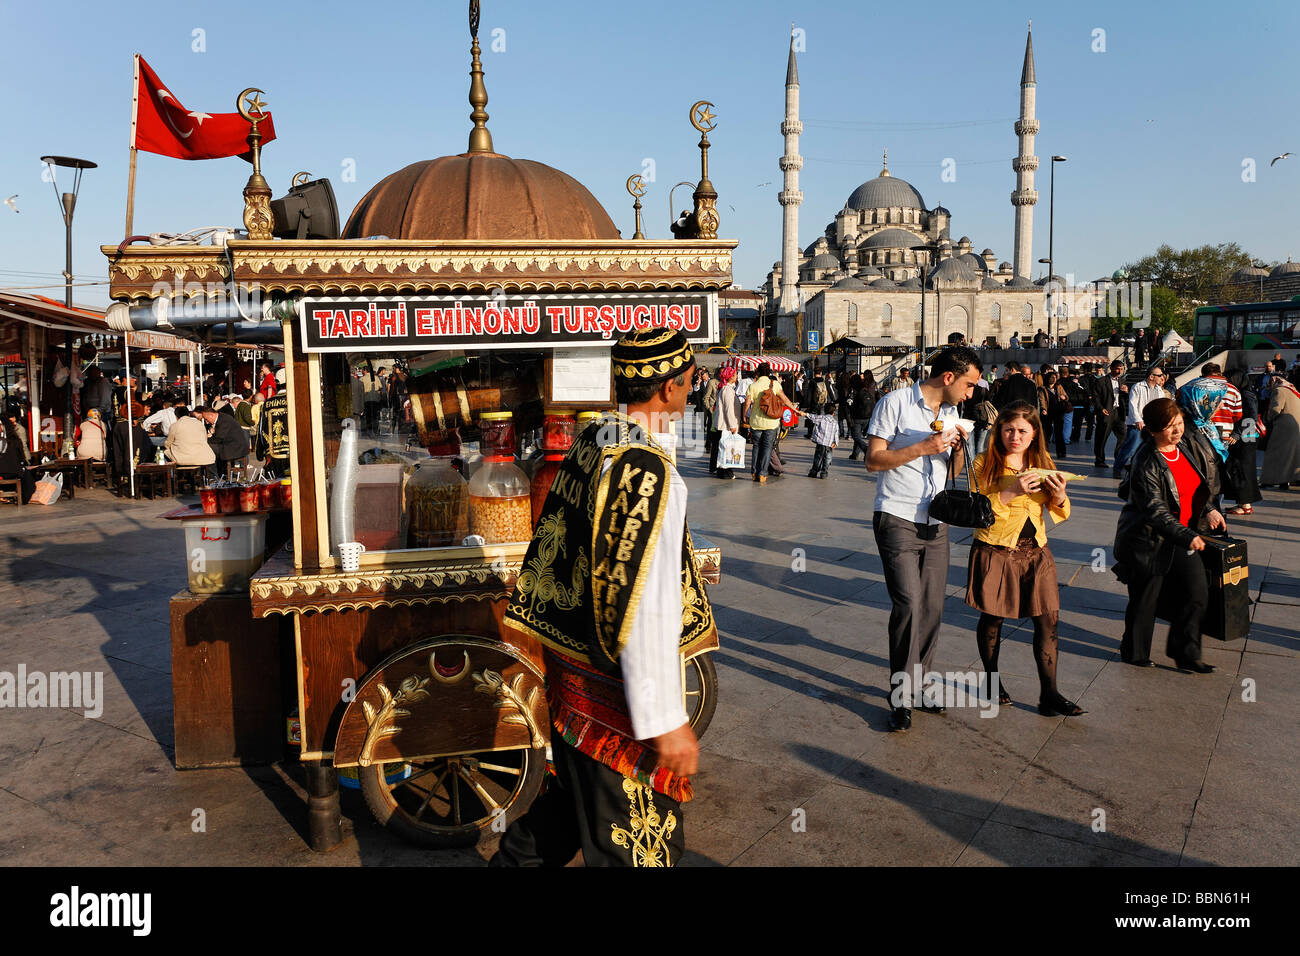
515, 512, 586, 612
610, 776, 677, 867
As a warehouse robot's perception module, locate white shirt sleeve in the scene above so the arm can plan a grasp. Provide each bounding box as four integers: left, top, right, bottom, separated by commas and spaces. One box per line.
618, 465, 689, 740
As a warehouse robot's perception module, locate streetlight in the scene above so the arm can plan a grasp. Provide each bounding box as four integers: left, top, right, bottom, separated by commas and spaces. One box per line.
1044, 154, 1067, 343
41, 154, 97, 455
910, 243, 938, 364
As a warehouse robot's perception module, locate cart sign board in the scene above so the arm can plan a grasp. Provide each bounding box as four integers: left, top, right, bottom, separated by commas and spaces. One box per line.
300, 291, 718, 353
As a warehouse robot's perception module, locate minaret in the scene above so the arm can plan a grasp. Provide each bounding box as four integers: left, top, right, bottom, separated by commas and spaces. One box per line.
778, 31, 803, 315
1011, 23, 1038, 280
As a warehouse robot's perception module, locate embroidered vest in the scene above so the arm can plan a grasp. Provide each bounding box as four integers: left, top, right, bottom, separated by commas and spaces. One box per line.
503, 413, 714, 801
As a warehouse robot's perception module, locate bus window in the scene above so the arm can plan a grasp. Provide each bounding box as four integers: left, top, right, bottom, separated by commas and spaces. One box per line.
1247, 311, 1279, 335
1284, 311, 1300, 341
1195, 312, 1213, 336
1213, 317, 1228, 348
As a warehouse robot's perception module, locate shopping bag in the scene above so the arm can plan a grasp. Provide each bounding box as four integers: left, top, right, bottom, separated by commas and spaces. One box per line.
717, 433, 745, 469
30, 472, 63, 505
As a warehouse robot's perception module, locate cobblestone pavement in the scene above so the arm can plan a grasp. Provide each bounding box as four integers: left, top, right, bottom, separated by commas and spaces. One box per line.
1, 424, 1296, 866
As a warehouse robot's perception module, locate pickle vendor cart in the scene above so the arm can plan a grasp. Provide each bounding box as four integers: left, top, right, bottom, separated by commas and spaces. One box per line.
102, 5, 735, 852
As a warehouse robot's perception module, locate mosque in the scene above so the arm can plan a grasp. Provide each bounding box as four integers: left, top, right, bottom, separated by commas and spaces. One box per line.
762, 27, 1083, 351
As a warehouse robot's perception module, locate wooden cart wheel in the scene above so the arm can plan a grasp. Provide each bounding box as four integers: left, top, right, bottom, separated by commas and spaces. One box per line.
684, 652, 718, 740
360, 745, 546, 849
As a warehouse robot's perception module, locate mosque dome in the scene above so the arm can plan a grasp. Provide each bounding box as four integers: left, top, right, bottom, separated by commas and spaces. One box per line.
1232, 266, 1270, 281
807, 252, 842, 270
869, 277, 898, 289
1269, 260, 1300, 277
846, 157, 926, 211
862, 228, 925, 249
929, 258, 979, 284
981, 276, 1004, 290
896, 276, 922, 289
855, 265, 883, 278
832, 276, 868, 290
958, 252, 988, 272
1005, 276, 1036, 289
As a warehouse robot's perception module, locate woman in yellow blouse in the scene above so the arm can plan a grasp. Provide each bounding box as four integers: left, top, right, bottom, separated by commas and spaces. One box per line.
968, 400, 1086, 717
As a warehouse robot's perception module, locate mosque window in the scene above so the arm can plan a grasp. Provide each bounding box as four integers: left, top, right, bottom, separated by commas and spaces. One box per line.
1022, 302, 1033, 324
990, 303, 1001, 326
848, 302, 858, 331
914, 303, 923, 323
881, 303, 892, 324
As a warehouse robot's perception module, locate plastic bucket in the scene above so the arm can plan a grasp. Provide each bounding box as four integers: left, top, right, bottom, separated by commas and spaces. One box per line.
182, 514, 268, 594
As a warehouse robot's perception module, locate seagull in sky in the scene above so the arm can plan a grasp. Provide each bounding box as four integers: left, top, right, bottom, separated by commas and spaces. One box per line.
4, 195, 17, 213
755, 181, 772, 188
1271, 152, 1292, 167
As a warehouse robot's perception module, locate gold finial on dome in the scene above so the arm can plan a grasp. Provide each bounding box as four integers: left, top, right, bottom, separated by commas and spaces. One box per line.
467, 0, 494, 154
880, 148, 890, 177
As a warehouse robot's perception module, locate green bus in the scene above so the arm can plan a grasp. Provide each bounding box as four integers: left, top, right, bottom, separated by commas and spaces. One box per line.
1193, 299, 1300, 352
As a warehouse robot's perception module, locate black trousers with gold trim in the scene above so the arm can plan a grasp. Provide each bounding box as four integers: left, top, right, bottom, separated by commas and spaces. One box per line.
489, 735, 685, 868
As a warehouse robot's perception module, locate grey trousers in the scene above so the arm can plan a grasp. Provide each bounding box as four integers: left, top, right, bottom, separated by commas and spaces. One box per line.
872, 511, 949, 706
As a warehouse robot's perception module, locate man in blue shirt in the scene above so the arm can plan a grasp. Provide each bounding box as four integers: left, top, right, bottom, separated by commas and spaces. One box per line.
866, 346, 982, 732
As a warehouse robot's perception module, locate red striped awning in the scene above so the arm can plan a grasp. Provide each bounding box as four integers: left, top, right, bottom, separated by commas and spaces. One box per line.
721, 355, 802, 373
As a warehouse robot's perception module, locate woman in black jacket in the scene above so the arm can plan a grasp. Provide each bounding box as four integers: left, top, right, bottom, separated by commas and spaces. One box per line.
1113, 398, 1226, 672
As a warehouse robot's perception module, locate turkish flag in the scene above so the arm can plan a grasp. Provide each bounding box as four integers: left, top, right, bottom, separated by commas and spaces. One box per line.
131, 55, 276, 161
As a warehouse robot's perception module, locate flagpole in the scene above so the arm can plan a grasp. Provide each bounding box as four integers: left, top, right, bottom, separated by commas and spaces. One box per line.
125, 54, 140, 238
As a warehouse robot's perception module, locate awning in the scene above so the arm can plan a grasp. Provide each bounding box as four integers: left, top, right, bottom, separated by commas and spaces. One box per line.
0, 292, 110, 336
824, 335, 913, 352
721, 354, 802, 373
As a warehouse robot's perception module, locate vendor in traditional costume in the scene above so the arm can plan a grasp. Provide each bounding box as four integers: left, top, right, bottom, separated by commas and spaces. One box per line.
492, 327, 715, 867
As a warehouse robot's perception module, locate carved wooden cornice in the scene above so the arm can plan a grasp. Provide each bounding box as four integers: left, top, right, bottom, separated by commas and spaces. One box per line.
248, 546, 720, 617
104, 239, 736, 301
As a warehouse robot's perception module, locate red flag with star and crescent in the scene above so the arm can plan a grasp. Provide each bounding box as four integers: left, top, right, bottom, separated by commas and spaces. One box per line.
130, 54, 275, 161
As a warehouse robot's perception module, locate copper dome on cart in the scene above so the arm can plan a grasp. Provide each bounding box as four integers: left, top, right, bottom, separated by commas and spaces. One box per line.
342, 152, 621, 241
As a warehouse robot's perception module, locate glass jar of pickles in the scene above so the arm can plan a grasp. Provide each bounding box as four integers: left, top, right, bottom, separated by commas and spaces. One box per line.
479, 411, 516, 459
406, 457, 469, 548
542, 410, 577, 452
530, 453, 566, 526
468, 456, 532, 544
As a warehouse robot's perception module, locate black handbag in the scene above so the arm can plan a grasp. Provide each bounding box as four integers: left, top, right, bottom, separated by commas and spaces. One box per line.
928, 435, 996, 529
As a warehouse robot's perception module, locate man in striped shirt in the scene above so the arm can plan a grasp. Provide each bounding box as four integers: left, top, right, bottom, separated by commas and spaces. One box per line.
1202, 363, 1242, 440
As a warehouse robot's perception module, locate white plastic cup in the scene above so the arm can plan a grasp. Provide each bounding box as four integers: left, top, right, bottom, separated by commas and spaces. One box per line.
338, 541, 366, 572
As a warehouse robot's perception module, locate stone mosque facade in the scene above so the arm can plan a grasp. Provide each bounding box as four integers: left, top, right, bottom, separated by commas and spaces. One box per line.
762, 27, 1084, 351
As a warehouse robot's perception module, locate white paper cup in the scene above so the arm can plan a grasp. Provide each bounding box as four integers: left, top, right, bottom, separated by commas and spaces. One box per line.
338, 541, 366, 572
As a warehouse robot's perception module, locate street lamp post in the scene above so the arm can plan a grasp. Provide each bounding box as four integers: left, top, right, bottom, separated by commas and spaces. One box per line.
910, 243, 938, 368
41, 155, 97, 456
668, 180, 695, 233
1044, 155, 1067, 344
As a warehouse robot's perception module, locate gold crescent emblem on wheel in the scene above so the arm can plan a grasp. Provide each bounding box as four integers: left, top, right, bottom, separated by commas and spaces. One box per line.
430, 649, 471, 683
690, 100, 717, 133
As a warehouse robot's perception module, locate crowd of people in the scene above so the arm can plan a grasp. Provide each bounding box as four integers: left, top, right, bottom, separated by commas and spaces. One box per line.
0, 358, 296, 502
685, 344, 1300, 733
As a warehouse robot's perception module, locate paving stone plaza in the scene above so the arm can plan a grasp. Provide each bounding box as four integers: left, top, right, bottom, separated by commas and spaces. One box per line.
2, 418, 1295, 868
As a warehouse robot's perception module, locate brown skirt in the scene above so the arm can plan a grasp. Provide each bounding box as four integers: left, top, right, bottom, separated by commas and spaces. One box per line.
966, 538, 1060, 618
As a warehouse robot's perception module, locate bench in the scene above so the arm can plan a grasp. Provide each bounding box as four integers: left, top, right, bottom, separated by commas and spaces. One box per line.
0, 477, 22, 506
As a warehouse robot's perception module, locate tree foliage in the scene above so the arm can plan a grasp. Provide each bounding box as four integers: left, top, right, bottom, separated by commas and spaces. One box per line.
1116, 243, 1263, 339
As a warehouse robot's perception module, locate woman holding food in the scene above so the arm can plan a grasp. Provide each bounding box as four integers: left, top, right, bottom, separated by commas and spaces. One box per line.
967, 400, 1086, 717
1113, 397, 1226, 672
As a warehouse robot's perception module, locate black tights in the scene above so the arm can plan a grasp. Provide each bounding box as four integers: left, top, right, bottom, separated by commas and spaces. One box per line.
976, 611, 1064, 702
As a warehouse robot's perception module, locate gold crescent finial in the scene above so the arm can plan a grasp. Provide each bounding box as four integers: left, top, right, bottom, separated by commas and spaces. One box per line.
627, 174, 647, 239
237, 88, 269, 125
690, 100, 717, 133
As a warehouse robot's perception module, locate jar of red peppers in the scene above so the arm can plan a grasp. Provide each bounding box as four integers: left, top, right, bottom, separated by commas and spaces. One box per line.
530, 453, 566, 526
542, 411, 576, 452
479, 411, 516, 458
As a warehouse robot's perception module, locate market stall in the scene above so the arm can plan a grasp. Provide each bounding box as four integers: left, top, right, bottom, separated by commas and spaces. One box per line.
103, 4, 733, 851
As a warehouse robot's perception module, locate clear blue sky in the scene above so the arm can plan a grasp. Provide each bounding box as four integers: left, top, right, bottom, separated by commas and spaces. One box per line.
2, 0, 1297, 308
